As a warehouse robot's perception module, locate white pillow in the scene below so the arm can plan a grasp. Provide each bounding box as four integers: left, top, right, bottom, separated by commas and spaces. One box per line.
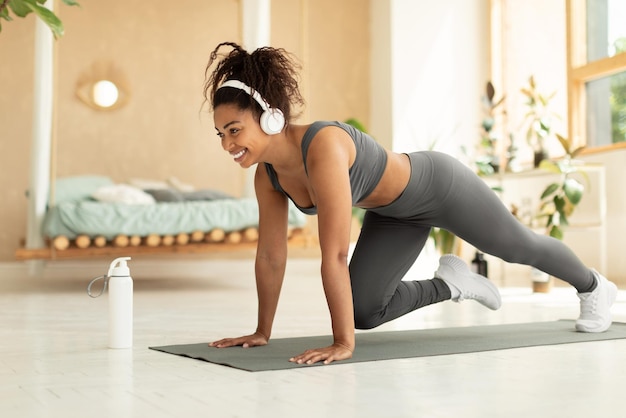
92, 184, 156, 205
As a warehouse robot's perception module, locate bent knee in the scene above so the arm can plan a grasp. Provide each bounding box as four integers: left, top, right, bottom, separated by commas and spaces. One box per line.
354, 307, 385, 330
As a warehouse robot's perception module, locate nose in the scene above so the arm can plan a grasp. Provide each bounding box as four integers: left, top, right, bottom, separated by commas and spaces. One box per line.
221, 136, 233, 151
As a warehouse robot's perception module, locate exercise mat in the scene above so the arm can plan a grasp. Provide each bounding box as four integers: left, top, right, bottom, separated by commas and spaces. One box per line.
149, 320, 626, 372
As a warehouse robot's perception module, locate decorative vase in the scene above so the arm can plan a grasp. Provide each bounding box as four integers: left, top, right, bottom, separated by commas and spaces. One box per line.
532, 279, 553, 293
533, 148, 548, 168
531, 268, 553, 293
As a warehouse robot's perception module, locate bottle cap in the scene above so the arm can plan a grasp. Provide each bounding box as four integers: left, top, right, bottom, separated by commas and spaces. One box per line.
108, 257, 131, 277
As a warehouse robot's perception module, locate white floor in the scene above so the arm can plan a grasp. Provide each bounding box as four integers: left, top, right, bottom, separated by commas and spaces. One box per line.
1, 258, 626, 418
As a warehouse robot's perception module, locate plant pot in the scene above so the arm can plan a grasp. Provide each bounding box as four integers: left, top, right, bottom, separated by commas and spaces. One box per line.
533, 149, 548, 168
531, 268, 553, 293
532, 279, 553, 293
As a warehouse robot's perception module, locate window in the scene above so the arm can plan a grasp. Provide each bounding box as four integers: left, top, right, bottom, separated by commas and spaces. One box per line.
567, 0, 626, 149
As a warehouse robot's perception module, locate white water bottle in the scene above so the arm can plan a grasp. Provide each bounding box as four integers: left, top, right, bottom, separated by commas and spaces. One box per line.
107, 257, 133, 349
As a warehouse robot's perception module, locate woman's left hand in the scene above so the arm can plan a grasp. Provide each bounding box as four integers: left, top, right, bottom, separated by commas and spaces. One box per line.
289, 343, 354, 365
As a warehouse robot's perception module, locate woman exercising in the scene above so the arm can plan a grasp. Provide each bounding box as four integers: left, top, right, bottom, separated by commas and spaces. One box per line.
204, 42, 617, 365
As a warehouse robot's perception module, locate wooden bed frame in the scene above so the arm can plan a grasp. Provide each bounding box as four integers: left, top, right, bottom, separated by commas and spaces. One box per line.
15, 226, 317, 261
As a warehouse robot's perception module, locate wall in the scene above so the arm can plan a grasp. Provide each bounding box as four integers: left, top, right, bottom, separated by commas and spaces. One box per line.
0, 0, 369, 261
370, 0, 490, 159
495, 0, 568, 164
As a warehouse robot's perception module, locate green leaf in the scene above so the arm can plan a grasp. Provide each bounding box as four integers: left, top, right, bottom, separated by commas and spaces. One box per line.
343, 118, 367, 134
549, 225, 564, 240
61, 0, 80, 5
554, 195, 566, 212
540, 183, 560, 199
351, 207, 365, 225
563, 178, 584, 205
554, 196, 569, 226
482, 117, 495, 132
555, 133, 571, 155
557, 205, 569, 226
544, 213, 553, 228
0, 6, 11, 21
25, 1, 64, 37
538, 159, 561, 174
475, 161, 494, 176
9, 0, 35, 18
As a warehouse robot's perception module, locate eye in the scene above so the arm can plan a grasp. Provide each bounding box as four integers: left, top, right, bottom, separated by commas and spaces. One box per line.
229, 127, 240, 135
216, 131, 224, 139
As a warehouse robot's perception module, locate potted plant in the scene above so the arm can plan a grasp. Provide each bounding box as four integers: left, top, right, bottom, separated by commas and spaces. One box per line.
476, 81, 506, 175
536, 134, 587, 240
429, 228, 458, 255
520, 76, 559, 167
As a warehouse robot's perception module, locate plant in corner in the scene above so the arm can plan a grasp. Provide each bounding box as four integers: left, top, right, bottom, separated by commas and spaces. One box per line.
0, 0, 79, 38
476, 81, 506, 175
536, 134, 587, 241
527, 134, 586, 293
520, 75, 559, 168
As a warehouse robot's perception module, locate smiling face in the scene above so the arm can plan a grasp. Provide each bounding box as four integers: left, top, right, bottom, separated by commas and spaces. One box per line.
214, 104, 268, 169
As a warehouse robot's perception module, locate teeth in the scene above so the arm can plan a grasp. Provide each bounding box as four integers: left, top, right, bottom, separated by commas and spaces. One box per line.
232, 149, 246, 159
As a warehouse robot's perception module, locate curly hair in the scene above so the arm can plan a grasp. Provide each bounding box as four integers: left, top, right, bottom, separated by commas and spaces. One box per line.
203, 42, 304, 124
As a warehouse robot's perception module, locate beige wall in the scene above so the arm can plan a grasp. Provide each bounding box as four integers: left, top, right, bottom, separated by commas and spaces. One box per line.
0, 0, 370, 261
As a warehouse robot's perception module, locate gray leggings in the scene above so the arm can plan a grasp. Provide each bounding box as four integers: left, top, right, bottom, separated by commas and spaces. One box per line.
349, 151, 595, 329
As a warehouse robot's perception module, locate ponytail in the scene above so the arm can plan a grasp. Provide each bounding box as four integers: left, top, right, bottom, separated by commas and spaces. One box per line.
203, 42, 304, 123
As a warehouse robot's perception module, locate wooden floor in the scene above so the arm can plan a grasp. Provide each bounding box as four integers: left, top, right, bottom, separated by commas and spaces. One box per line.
1, 257, 625, 418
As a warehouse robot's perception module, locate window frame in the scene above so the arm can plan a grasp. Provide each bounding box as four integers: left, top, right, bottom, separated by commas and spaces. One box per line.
566, 0, 626, 153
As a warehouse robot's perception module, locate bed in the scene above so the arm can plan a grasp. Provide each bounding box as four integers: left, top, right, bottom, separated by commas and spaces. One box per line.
15, 175, 312, 260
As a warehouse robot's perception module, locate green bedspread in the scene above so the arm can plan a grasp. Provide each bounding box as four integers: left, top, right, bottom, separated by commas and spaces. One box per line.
42, 198, 308, 239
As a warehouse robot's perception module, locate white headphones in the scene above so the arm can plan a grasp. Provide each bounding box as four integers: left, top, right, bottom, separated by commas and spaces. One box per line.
218, 79, 286, 135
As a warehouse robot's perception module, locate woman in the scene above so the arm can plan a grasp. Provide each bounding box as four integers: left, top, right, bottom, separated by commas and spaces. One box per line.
205, 42, 617, 366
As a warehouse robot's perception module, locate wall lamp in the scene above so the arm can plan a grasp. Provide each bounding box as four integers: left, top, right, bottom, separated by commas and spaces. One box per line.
76, 61, 130, 111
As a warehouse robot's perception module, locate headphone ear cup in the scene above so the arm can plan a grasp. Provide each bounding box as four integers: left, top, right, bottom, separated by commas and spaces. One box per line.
260, 108, 285, 135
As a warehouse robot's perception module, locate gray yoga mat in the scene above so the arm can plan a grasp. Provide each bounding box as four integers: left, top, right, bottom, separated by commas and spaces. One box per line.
149, 320, 626, 372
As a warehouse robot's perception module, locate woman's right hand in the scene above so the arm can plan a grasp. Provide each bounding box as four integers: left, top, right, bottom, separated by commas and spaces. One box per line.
209, 332, 269, 348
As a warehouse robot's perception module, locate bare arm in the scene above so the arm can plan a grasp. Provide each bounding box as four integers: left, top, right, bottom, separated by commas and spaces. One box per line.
210, 164, 289, 348
253, 164, 290, 340
289, 128, 356, 365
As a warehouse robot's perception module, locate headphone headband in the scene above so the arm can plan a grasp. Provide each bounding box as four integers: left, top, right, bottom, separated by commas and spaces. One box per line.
219, 79, 270, 112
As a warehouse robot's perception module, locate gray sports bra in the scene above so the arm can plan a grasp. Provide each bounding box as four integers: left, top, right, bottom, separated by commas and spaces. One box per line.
264, 121, 387, 215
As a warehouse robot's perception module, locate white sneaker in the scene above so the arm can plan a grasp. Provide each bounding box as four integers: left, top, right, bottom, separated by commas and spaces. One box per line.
435, 254, 502, 310
576, 270, 617, 333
